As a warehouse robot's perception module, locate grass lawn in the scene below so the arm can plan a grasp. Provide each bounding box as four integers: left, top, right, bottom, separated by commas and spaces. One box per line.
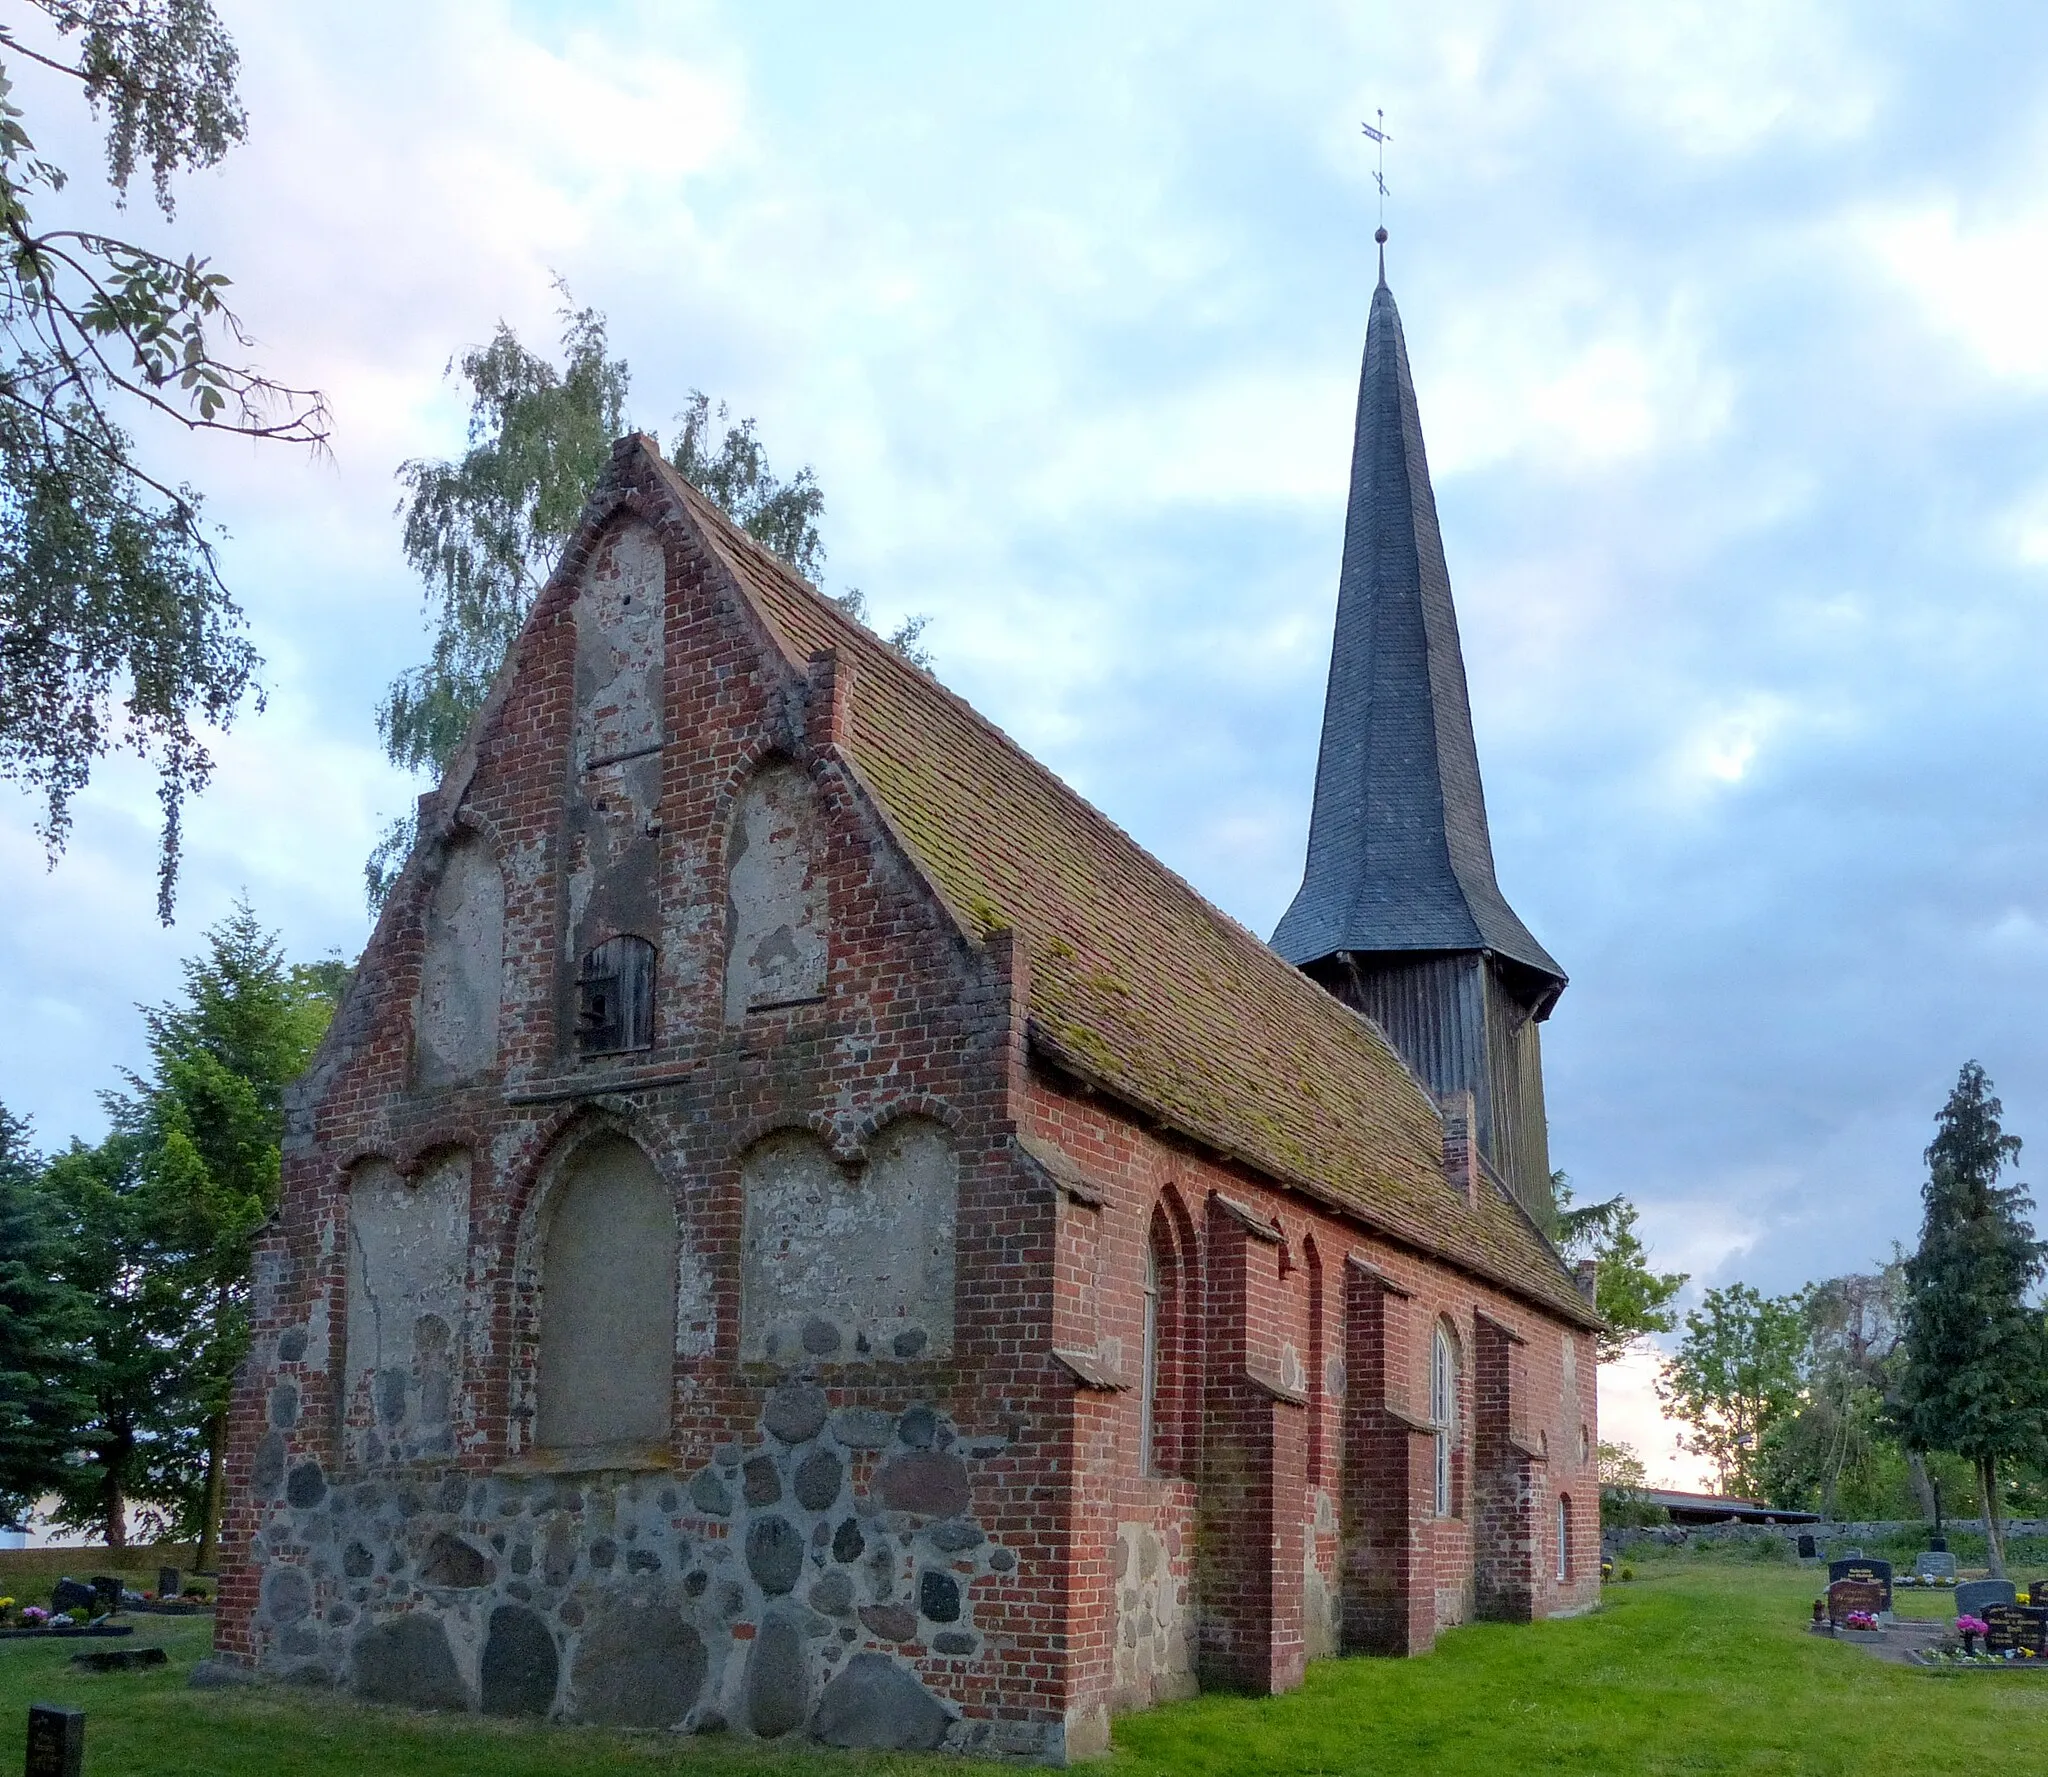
4, 1560, 2044, 1775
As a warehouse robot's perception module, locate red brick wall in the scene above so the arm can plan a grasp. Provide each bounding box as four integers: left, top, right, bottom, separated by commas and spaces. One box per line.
1018, 1072, 1601, 1728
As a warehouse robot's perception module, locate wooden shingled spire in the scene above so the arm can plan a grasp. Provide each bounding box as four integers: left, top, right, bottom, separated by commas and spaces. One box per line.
1272, 254, 1568, 1223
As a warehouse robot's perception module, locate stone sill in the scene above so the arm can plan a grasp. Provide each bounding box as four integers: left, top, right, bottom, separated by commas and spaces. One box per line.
494, 1444, 677, 1479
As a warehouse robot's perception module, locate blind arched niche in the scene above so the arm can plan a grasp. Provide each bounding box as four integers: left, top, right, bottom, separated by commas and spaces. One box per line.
537, 1138, 677, 1453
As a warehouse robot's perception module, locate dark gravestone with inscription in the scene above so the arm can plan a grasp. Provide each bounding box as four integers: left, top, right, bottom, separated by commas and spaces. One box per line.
26, 1704, 85, 1777
1796, 1533, 1818, 1560
1983, 1604, 2048, 1656
1827, 1558, 1892, 1612
1827, 1579, 1885, 1627
158, 1566, 181, 1599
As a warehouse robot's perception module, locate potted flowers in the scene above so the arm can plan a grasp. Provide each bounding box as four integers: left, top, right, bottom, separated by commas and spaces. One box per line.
1957, 1613, 1989, 1655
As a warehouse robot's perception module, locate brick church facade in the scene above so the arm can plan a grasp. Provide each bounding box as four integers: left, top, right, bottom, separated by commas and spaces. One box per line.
213, 260, 1602, 1759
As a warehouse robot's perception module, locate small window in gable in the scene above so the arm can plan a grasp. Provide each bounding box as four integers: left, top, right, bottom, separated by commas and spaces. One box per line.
576, 935, 655, 1055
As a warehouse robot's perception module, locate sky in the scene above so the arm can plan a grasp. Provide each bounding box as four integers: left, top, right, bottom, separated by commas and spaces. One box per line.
7, 0, 2048, 1490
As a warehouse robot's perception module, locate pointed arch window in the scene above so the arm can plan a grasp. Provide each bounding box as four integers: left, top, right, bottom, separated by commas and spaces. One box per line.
1431, 1321, 1458, 1518
1557, 1494, 1571, 1582
1142, 1209, 1189, 1477
1140, 1240, 1160, 1472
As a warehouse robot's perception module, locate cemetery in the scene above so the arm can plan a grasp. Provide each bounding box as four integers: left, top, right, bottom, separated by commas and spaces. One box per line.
11, 1551, 2048, 1775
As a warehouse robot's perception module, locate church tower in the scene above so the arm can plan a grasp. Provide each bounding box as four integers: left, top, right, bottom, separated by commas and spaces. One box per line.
1273, 239, 1566, 1223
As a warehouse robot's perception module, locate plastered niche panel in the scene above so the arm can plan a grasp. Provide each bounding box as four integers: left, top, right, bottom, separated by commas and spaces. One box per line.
724, 760, 827, 1021
740, 1119, 956, 1363
414, 834, 504, 1087
564, 522, 666, 993
575, 520, 665, 765
536, 1139, 678, 1452
344, 1153, 471, 1464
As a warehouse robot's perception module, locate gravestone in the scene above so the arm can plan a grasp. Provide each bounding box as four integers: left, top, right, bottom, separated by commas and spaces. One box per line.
1827, 1557, 1893, 1612
69, 1647, 167, 1674
1927, 1534, 1948, 1552
1983, 1604, 2048, 1657
158, 1566, 181, 1599
88, 1576, 121, 1616
1915, 1550, 1957, 1581
1827, 1578, 1885, 1627
1955, 1579, 2017, 1620
49, 1578, 94, 1616
25, 1704, 85, 1777
1796, 1533, 1818, 1560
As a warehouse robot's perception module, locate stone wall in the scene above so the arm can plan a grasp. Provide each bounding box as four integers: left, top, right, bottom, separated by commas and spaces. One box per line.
239, 1385, 1028, 1751
1604, 1516, 2048, 1556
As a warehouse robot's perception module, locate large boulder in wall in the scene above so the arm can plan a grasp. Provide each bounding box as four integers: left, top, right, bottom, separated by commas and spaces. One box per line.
352, 1613, 469, 1711
812, 1652, 953, 1750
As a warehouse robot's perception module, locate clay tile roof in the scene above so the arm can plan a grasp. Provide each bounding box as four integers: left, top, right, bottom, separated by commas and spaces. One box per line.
643, 446, 1597, 1327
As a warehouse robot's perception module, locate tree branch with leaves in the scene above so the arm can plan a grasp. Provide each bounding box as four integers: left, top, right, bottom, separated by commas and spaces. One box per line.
1551, 1175, 1687, 1363
0, 2, 329, 918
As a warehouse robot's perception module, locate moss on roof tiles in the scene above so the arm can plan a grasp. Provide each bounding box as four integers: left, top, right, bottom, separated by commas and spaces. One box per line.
648, 450, 1596, 1327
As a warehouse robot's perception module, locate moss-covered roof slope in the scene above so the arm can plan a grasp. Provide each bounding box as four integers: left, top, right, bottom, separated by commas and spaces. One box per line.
644, 444, 1595, 1328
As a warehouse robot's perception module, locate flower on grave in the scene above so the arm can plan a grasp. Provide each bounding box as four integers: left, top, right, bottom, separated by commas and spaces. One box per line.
1957, 1615, 1990, 1635
1845, 1611, 1880, 1631
21, 1606, 49, 1626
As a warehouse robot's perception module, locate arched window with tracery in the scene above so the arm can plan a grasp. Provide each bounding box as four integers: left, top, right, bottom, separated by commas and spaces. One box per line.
1431, 1320, 1459, 1518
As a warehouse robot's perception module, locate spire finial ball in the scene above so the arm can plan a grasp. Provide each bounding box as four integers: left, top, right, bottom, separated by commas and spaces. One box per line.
1375, 226, 1388, 244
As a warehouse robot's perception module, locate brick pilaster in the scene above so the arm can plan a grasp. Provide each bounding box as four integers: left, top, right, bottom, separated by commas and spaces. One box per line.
1472, 1310, 1543, 1623
1197, 1196, 1307, 1695
1340, 1258, 1438, 1655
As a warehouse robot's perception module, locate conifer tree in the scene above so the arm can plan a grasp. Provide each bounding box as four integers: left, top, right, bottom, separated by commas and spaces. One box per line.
39, 902, 342, 1553
37, 1127, 199, 1548
1896, 1062, 2048, 1578
0, 1105, 89, 1526
108, 901, 342, 1564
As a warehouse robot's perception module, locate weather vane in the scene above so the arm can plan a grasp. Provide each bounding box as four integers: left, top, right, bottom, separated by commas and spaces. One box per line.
1361, 109, 1390, 251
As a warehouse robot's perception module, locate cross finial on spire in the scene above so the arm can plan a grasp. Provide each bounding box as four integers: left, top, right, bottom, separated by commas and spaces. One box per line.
1361, 110, 1391, 282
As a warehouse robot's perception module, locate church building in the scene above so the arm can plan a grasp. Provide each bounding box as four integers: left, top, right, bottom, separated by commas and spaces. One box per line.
213, 254, 1602, 1760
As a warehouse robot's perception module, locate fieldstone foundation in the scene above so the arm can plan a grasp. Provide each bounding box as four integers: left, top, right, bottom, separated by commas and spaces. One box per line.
238, 1387, 1049, 1756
